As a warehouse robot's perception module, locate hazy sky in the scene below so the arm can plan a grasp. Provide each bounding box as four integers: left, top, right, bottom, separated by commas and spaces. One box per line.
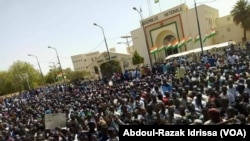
0, 0, 239, 74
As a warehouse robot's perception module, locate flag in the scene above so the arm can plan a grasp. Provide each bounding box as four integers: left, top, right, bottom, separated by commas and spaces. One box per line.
178, 38, 186, 48
172, 40, 179, 48
150, 46, 158, 54
185, 36, 192, 44
208, 29, 217, 38
166, 43, 173, 50
158, 45, 165, 51
194, 34, 200, 43
56, 71, 65, 80
203, 32, 209, 43
57, 71, 63, 77
154, 0, 159, 3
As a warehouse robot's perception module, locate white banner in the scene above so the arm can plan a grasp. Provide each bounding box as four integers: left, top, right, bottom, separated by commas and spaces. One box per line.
45, 113, 67, 129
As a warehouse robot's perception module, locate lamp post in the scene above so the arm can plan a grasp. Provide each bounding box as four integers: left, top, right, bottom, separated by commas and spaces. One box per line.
93, 23, 111, 61
194, 0, 204, 58
28, 54, 45, 84
48, 46, 65, 83
49, 62, 57, 83
133, 7, 153, 69
120, 36, 132, 48
117, 41, 131, 48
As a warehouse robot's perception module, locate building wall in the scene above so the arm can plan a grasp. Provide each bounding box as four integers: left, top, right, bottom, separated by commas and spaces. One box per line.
109, 47, 116, 52
131, 28, 150, 66
214, 15, 250, 45
71, 51, 100, 73
126, 46, 136, 55
181, 4, 219, 50
71, 51, 134, 79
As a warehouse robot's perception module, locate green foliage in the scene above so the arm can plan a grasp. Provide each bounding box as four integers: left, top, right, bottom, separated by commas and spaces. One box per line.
100, 60, 121, 77
132, 50, 144, 65
65, 68, 90, 81
0, 60, 93, 96
0, 60, 42, 95
0, 71, 14, 95
45, 68, 58, 84
45, 67, 90, 84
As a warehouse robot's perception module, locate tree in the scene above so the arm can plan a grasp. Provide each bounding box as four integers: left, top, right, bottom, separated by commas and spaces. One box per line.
63, 68, 90, 81
132, 50, 144, 65
8, 61, 41, 92
45, 68, 58, 84
62, 67, 73, 81
231, 0, 250, 41
100, 60, 121, 77
0, 71, 15, 95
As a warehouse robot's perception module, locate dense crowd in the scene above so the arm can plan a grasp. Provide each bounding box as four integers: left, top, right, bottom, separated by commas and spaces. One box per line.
0, 45, 250, 141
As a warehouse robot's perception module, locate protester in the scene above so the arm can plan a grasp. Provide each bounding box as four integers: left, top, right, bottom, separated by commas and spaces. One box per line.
0, 46, 249, 140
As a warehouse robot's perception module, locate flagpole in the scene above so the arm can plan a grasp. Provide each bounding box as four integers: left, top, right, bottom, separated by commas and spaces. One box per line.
158, 0, 161, 12
194, 0, 204, 58
147, 0, 153, 16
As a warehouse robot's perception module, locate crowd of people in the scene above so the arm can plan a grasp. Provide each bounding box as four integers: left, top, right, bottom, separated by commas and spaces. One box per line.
0, 45, 250, 141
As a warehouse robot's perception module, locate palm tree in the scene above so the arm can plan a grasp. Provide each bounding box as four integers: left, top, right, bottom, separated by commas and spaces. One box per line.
231, 0, 250, 41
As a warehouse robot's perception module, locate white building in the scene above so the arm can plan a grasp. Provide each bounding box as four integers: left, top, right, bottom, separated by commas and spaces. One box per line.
71, 51, 133, 79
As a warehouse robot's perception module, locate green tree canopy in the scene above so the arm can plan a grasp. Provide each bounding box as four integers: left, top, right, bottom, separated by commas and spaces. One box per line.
0, 60, 42, 95
100, 60, 121, 77
0, 71, 14, 95
132, 50, 144, 65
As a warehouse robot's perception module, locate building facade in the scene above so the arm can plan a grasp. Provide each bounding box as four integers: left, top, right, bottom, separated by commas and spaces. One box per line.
71, 51, 133, 79
71, 51, 100, 73
131, 3, 248, 66
214, 15, 250, 45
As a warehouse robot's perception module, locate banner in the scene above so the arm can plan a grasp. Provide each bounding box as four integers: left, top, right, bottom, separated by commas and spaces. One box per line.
45, 113, 67, 129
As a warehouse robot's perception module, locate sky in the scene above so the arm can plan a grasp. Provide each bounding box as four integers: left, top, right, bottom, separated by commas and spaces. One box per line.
0, 0, 239, 74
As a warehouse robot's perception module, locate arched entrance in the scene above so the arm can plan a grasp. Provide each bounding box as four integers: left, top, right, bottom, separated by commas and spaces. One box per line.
163, 35, 179, 55
154, 30, 179, 61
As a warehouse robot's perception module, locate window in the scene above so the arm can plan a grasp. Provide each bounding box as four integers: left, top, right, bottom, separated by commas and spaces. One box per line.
209, 18, 212, 25
227, 27, 231, 32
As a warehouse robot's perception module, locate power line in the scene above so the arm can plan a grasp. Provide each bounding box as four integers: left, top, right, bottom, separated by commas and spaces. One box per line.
88, 40, 104, 52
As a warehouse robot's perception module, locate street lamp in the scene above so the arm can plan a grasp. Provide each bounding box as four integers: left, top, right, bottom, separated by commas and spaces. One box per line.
28, 54, 45, 84
133, 7, 153, 69
93, 23, 111, 61
49, 62, 57, 83
48, 46, 65, 83
117, 41, 131, 48
120, 36, 132, 48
